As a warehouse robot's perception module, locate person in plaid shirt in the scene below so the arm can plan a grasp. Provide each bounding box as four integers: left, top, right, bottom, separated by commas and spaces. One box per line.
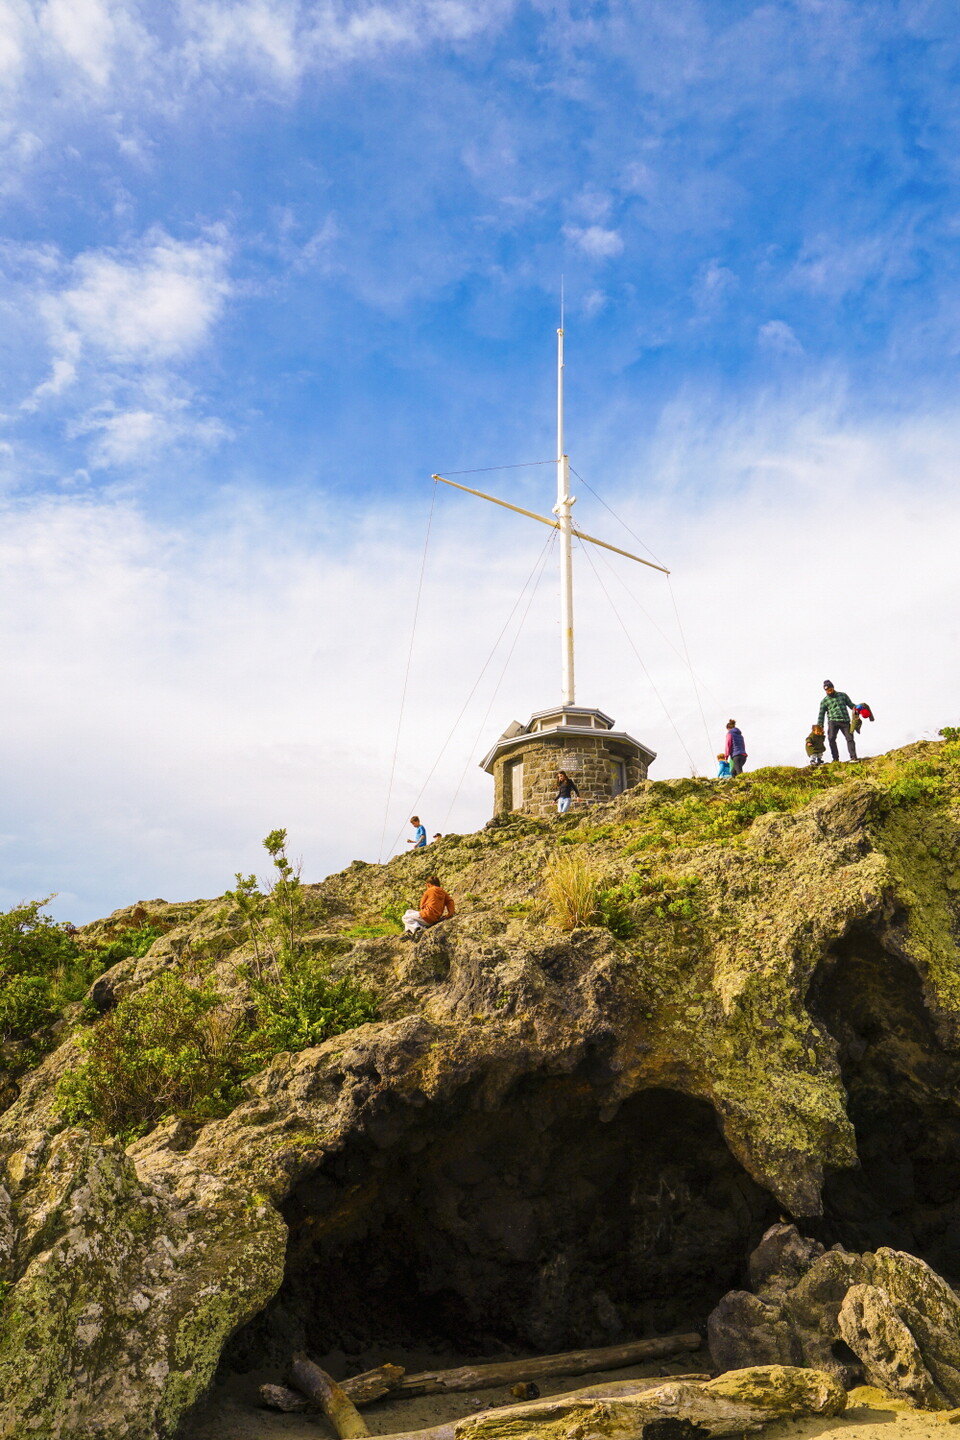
817, 680, 858, 762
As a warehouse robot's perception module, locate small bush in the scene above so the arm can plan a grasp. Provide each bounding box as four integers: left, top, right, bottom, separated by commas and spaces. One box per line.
57, 971, 245, 1141
57, 957, 380, 1140
0, 899, 82, 980
246, 959, 378, 1067
0, 900, 87, 1061
598, 866, 704, 942
887, 774, 946, 806
544, 852, 599, 930
0, 974, 58, 1045
57, 829, 380, 1140
89, 923, 167, 970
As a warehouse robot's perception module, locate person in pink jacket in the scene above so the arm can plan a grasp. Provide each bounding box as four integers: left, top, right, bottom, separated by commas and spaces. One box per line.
724, 719, 747, 776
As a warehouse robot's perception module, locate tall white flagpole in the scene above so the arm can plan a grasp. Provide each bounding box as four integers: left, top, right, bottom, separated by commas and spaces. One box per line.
555, 325, 575, 706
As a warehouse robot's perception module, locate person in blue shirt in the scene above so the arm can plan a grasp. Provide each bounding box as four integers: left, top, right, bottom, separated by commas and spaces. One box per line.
716, 752, 732, 779
407, 817, 427, 849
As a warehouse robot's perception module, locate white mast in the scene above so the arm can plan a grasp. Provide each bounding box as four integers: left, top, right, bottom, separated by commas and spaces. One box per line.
555, 325, 575, 706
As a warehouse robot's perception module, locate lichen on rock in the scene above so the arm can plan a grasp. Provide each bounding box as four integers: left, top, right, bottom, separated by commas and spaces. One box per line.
0, 739, 959, 1435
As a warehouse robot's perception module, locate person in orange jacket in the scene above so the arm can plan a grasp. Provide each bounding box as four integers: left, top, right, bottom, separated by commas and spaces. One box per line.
402, 876, 455, 939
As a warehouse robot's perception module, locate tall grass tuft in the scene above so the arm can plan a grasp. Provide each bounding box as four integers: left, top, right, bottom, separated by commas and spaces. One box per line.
544, 852, 599, 930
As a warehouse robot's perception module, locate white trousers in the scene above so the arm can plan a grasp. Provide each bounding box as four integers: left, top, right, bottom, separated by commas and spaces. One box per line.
403, 909, 425, 933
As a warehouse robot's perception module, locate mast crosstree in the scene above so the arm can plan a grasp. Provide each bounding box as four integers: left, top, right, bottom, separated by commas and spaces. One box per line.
433, 328, 668, 709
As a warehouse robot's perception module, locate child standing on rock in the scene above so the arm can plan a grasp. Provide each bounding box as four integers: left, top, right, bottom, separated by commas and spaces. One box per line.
805, 725, 826, 766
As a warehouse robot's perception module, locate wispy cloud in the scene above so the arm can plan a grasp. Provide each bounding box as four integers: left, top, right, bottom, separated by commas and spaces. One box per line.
3, 389, 960, 920
8, 228, 232, 464
758, 320, 804, 355
564, 224, 623, 259
42, 229, 231, 367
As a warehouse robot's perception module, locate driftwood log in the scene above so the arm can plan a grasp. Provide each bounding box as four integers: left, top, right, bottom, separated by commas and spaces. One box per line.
261, 1372, 712, 1415
261, 1363, 406, 1413
391, 1333, 702, 1396
288, 1354, 370, 1438
265, 1335, 702, 1415
367, 1367, 846, 1440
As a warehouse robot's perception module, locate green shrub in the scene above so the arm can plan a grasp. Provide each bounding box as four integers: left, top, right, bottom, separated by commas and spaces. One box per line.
0, 975, 58, 1045
224, 827, 323, 977
886, 774, 946, 806
598, 866, 703, 942
57, 956, 379, 1140
246, 958, 378, 1067
57, 829, 379, 1140
596, 889, 636, 939
0, 899, 81, 981
89, 923, 167, 970
56, 971, 244, 1141
0, 900, 86, 1059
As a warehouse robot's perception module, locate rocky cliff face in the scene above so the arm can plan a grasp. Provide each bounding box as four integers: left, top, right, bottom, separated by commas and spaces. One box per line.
1, 739, 959, 1438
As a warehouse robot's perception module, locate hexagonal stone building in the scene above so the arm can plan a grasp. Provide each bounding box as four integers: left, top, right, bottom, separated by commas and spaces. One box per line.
481, 703, 656, 818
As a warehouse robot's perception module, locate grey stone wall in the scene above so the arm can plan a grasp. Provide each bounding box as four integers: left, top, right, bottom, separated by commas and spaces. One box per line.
492, 736, 649, 817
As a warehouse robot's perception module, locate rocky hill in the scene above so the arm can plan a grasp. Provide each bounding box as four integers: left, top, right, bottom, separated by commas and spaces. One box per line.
1, 736, 959, 1438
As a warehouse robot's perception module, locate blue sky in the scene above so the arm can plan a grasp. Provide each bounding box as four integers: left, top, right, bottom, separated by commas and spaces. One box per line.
2, 0, 959, 920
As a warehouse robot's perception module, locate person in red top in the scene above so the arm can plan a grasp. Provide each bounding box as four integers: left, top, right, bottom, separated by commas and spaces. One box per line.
402, 877, 455, 939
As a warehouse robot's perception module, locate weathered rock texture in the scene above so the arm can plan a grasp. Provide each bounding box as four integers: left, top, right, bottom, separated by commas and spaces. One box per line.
708, 1223, 960, 1408
0, 739, 959, 1437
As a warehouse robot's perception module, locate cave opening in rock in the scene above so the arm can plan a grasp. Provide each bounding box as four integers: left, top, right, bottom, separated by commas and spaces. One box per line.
808, 923, 960, 1277
223, 1071, 776, 1376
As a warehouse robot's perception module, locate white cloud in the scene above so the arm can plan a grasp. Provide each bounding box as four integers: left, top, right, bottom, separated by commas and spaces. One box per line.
0, 0, 30, 83
2, 393, 960, 921
7, 229, 233, 462
180, 0, 301, 83
787, 230, 917, 301
758, 319, 804, 355
40, 0, 119, 87
46, 230, 230, 365
572, 189, 613, 223
564, 224, 624, 259
73, 399, 231, 466
0, 0, 518, 179
21, 356, 76, 409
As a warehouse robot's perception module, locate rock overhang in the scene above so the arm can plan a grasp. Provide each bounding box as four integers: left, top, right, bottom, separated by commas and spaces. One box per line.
1, 741, 960, 1435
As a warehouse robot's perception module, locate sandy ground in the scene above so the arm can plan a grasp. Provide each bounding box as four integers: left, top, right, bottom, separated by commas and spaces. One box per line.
178, 1352, 955, 1440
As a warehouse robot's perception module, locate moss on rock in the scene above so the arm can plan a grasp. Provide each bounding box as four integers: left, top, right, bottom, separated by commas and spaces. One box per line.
0, 740, 959, 1434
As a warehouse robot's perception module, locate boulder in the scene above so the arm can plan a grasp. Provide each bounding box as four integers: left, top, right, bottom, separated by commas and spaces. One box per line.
838, 1283, 944, 1409
709, 1225, 960, 1408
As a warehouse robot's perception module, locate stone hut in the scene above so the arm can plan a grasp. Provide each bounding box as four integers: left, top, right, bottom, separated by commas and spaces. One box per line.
481, 704, 656, 818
